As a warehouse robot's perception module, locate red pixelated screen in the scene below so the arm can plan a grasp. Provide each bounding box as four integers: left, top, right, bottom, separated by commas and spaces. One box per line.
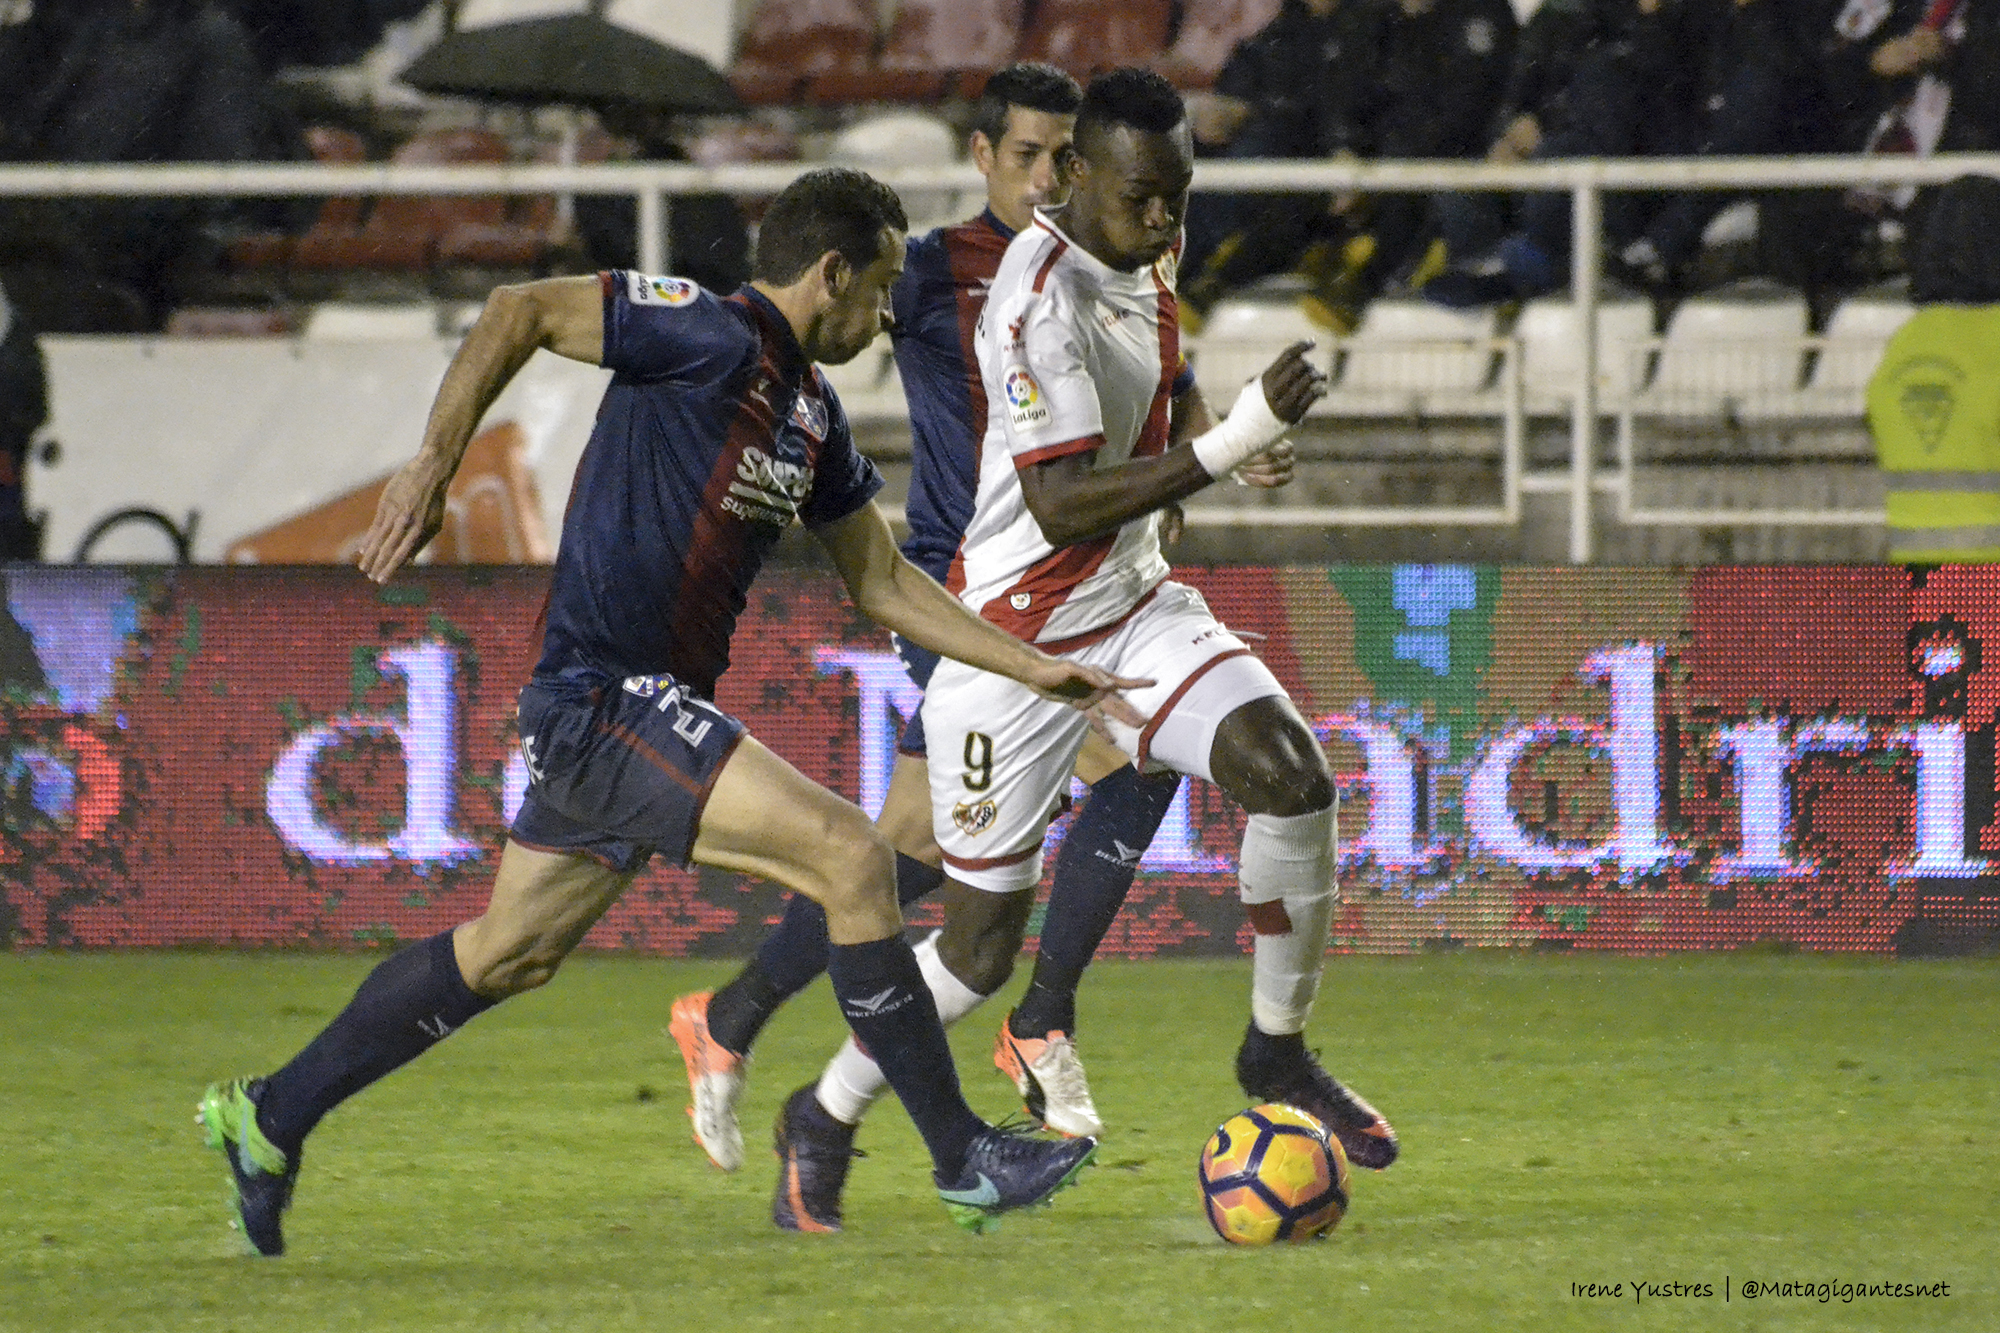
3, 565, 1997, 956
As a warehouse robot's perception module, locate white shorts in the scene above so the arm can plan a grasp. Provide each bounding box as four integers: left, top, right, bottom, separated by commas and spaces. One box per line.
922, 580, 1286, 892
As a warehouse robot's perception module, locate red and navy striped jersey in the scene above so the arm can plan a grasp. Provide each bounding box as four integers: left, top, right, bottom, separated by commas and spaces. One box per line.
533, 273, 883, 695
890, 209, 1015, 583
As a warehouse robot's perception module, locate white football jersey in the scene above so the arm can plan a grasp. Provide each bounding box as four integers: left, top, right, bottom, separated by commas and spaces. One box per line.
951, 208, 1186, 645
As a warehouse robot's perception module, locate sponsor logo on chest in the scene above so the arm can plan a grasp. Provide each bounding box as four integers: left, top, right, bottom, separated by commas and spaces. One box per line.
724, 444, 814, 527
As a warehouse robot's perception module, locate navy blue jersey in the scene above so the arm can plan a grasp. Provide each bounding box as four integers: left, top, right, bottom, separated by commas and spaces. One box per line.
532, 272, 884, 695
890, 210, 1015, 583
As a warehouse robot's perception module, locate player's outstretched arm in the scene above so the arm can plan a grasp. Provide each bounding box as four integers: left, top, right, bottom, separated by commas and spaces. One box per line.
815, 502, 1152, 727
357, 276, 603, 583
1018, 341, 1323, 548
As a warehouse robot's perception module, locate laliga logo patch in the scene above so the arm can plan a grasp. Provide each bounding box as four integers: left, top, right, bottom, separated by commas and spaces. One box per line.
1009, 592, 1032, 611
952, 799, 998, 836
789, 391, 828, 442
629, 273, 699, 307
1004, 365, 1049, 427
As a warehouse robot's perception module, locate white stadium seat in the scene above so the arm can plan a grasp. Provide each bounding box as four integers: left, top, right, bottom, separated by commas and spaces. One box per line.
302, 303, 440, 340
1184, 297, 1327, 403
826, 112, 967, 231
1802, 293, 1916, 408
1630, 284, 1809, 418
1515, 296, 1654, 413
1325, 300, 1499, 416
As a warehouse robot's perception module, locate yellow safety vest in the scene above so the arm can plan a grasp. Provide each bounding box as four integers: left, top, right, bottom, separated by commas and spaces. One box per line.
1866, 304, 2000, 563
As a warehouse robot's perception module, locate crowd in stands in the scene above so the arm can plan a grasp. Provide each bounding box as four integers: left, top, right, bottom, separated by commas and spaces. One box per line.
0, 0, 440, 333
1, 0, 1997, 339
1180, 0, 2000, 326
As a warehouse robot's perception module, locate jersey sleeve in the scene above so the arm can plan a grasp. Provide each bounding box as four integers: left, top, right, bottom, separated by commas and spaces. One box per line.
798, 377, 886, 527
989, 280, 1106, 469
599, 270, 733, 380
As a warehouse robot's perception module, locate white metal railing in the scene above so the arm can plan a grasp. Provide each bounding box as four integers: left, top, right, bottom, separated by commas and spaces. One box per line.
7, 152, 1999, 561
1610, 336, 1887, 527
1184, 337, 1526, 528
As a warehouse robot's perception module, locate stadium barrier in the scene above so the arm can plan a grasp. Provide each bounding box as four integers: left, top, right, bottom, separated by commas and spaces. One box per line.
8, 153, 2000, 562
3, 563, 1997, 957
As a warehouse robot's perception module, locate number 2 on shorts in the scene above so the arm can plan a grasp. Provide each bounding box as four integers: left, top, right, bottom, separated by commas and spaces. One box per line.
962, 731, 994, 792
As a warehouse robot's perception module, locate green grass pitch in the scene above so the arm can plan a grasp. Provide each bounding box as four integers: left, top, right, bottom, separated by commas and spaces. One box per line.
1, 950, 1993, 1332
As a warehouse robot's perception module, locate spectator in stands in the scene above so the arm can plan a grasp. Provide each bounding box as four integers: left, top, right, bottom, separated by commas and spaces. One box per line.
573, 104, 753, 296
1182, 0, 1516, 331
1333, 0, 1517, 314
0, 278, 45, 560
1805, 0, 2000, 155
0, 0, 305, 330
1426, 0, 1626, 270
1426, 0, 1810, 306
214, 0, 433, 72
1177, 0, 1379, 329
1867, 175, 2000, 563
1767, 0, 2000, 291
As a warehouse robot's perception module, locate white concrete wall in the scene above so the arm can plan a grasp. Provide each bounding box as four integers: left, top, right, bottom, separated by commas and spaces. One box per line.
33, 336, 610, 563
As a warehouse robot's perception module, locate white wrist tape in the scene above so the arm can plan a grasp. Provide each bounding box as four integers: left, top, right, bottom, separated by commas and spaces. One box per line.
1191, 377, 1289, 479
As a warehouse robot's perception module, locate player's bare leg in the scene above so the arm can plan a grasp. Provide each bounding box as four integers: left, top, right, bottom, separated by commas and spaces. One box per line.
875, 751, 944, 868
199, 841, 630, 1256
1207, 695, 1398, 1170
673, 750, 945, 1168
695, 737, 1094, 1232
996, 731, 1179, 1132
685, 733, 1171, 1155
455, 845, 636, 994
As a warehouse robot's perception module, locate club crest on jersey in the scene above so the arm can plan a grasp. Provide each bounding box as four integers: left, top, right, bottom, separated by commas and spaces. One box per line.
788, 391, 828, 442
1003, 366, 1049, 427
952, 799, 998, 836
628, 273, 699, 307
1009, 591, 1032, 611
1153, 247, 1178, 290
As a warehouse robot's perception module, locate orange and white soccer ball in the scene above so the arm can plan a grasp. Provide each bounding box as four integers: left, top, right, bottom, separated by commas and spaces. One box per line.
1197, 1103, 1350, 1245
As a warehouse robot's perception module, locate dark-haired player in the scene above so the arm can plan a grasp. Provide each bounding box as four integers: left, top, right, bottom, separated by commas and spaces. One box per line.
740, 69, 1400, 1233
195, 167, 1145, 1254
670, 64, 1279, 1197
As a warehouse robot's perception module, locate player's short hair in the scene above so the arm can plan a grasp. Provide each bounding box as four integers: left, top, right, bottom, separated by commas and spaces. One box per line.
753, 167, 909, 285
971, 62, 1084, 147
1073, 67, 1186, 157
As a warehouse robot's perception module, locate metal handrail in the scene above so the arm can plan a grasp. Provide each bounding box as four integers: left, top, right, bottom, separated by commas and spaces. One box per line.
8, 152, 1987, 560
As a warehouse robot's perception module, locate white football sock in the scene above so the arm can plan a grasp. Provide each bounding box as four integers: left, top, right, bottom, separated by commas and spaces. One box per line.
1238, 808, 1338, 1036
815, 930, 989, 1125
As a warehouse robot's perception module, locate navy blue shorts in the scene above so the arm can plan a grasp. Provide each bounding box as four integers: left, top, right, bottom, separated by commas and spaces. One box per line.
891, 633, 940, 758
509, 673, 746, 874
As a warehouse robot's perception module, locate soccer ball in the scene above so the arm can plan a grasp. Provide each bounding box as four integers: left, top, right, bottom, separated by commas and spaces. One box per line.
1197, 1103, 1350, 1245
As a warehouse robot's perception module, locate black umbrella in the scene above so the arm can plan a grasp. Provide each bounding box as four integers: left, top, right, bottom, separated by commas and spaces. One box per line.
400, 3, 739, 116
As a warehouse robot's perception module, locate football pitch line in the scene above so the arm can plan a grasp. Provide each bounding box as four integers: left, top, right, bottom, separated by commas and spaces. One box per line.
0, 951, 1992, 1332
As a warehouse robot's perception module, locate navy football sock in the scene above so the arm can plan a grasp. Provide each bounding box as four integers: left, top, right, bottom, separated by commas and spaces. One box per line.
1011, 766, 1181, 1039
827, 935, 983, 1183
711, 853, 944, 1055
256, 930, 495, 1156
703, 958, 788, 1057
